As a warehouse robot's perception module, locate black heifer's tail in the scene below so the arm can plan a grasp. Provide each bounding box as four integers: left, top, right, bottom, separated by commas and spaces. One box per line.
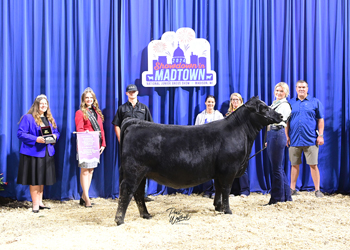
118, 118, 145, 185
120, 117, 144, 148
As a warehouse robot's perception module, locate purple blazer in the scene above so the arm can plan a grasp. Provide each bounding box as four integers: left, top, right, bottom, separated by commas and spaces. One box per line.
17, 114, 60, 157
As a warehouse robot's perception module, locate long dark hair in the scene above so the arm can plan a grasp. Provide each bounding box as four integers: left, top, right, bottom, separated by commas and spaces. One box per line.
205, 95, 216, 102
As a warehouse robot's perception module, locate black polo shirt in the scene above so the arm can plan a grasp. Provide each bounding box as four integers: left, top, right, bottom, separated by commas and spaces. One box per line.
112, 101, 153, 127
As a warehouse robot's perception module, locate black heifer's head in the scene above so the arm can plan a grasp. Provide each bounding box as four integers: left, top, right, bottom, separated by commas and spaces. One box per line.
244, 96, 283, 127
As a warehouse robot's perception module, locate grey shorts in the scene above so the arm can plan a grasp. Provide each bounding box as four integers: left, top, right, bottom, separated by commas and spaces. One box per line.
289, 145, 319, 165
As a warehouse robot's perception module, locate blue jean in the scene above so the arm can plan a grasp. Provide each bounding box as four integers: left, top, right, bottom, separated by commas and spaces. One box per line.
267, 129, 292, 203
202, 179, 215, 196
145, 178, 149, 197
231, 171, 250, 196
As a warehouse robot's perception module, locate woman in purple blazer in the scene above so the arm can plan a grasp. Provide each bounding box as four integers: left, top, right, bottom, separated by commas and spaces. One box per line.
17, 94, 60, 213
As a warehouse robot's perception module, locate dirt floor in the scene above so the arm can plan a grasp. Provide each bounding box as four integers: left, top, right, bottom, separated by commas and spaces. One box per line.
1, 192, 349, 250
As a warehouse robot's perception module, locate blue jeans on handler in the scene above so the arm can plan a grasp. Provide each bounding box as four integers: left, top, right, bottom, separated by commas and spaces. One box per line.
231, 171, 250, 196
267, 128, 292, 203
202, 180, 215, 196
202, 171, 250, 197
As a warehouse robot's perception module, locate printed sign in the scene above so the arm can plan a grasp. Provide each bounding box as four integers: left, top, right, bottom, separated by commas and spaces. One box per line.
142, 27, 216, 87
76, 132, 100, 164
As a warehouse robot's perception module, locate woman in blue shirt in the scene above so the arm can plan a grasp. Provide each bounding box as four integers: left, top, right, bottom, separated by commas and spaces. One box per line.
17, 94, 60, 213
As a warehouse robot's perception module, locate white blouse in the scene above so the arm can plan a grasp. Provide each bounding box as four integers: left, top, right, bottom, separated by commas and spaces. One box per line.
195, 110, 224, 125
270, 98, 291, 127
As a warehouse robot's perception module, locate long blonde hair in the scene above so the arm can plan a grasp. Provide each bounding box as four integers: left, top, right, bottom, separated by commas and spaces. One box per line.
227, 93, 243, 113
18, 95, 57, 128
80, 88, 104, 122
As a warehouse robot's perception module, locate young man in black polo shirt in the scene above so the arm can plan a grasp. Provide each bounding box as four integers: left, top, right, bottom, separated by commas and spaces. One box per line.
112, 84, 153, 201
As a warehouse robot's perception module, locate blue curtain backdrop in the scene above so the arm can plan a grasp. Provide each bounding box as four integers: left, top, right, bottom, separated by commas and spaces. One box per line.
1, 0, 349, 201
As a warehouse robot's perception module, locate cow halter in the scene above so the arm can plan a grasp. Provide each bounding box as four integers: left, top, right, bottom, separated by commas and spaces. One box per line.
248, 128, 267, 160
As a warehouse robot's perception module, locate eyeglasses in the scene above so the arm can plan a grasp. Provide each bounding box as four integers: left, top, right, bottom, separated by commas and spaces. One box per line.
231, 99, 240, 102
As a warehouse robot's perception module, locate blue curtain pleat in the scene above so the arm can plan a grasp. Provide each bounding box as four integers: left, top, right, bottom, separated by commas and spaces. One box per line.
1, 0, 349, 201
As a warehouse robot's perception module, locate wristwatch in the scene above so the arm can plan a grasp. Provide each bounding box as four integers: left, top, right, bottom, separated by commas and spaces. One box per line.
316, 130, 323, 137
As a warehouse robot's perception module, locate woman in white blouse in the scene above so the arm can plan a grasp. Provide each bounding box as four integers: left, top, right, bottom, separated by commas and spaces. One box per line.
195, 95, 224, 198
266, 82, 292, 205
195, 95, 224, 125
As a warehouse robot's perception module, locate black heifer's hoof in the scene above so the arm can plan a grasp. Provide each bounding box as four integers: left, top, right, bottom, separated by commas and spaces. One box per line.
215, 204, 223, 212
224, 209, 232, 214
115, 217, 124, 226
116, 220, 124, 226
142, 213, 152, 220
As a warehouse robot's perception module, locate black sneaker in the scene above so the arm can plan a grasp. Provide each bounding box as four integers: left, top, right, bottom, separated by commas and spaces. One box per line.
144, 197, 154, 202
315, 190, 324, 198
290, 188, 300, 195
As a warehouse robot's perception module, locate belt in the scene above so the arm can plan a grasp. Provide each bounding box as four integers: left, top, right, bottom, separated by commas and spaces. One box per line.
270, 125, 284, 130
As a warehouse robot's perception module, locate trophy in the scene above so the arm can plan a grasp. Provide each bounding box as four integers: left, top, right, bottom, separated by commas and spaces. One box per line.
40, 126, 56, 144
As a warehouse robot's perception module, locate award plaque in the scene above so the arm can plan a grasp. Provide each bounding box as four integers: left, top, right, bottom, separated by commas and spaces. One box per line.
40, 126, 56, 144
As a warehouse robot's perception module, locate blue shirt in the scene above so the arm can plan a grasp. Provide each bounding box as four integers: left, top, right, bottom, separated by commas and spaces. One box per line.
289, 95, 324, 147
18, 114, 60, 157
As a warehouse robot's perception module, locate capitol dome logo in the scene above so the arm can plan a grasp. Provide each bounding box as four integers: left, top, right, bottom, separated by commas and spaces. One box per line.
142, 27, 216, 87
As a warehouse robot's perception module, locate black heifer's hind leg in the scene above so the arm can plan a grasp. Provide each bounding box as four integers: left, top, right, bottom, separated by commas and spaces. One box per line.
115, 179, 136, 226
134, 177, 152, 220
213, 179, 223, 212
214, 180, 232, 214
221, 186, 232, 214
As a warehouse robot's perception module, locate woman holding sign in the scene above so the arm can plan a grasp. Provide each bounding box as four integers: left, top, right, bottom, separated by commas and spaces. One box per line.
75, 87, 106, 208
17, 94, 60, 213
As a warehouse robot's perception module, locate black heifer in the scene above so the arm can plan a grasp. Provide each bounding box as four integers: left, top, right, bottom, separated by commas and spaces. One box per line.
115, 96, 282, 225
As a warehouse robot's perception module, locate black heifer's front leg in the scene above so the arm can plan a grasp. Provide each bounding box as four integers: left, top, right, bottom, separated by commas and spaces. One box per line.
115, 179, 135, 226
213, 179, 223, 212
214, 194, 223, 212
134, 178, 152, 220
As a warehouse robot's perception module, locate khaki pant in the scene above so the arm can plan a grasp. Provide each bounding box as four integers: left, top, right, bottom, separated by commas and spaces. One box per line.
289, 145, 319, 165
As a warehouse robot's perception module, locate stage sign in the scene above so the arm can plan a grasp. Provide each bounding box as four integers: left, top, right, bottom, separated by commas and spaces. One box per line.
76, 131, 100, 164
142, 27, 216, 87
